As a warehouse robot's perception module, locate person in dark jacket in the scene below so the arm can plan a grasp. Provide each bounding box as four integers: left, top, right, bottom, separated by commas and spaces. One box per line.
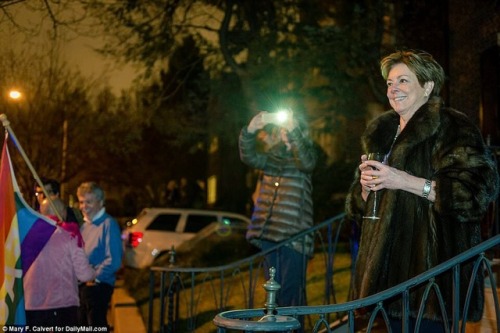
346, 49, 499, 333
239, 108, 317, 314
35, 178, 81, 224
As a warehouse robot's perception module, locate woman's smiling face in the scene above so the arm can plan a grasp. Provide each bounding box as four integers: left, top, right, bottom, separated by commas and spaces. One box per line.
386, 63, 432, 119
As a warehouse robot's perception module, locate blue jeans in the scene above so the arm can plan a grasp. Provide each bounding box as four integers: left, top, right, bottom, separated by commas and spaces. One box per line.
260, 240, 308, 307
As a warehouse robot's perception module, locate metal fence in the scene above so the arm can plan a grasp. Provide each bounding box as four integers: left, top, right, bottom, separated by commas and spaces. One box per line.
146, 212, 500, 333
147, 213, 351, 333
214, 235, 500, 333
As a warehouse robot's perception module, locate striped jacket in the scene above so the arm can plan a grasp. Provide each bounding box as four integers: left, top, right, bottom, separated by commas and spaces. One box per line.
239, 126, 316, 255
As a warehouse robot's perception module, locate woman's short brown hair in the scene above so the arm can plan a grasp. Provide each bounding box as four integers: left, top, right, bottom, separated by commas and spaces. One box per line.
380, 50, 445, 96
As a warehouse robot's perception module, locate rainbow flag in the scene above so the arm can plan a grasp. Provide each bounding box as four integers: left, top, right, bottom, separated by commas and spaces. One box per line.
0, 135, 56, 325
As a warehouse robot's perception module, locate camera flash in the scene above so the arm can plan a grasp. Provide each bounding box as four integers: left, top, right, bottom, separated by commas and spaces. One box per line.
275, 110, 289, 123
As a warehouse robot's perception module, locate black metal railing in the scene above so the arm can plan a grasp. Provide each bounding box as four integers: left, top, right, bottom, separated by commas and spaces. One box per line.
213, 234, 500, 333
145, 211, 499, 333
147, 212, 350, 333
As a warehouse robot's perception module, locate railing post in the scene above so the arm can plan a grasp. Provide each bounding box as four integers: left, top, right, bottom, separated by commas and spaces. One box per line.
167, 246, 176, 333
148, 269, 155, 333
258, 267, 301, 332
262, 267, 280, 316
159, 270, 166, 333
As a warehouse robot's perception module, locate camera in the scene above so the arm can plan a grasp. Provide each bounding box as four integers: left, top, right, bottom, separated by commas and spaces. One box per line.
262, 109, 290, 125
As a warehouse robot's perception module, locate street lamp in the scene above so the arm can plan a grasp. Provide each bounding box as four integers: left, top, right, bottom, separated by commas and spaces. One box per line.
6, 88, 68, 200
6, 89, 24, 114
8, 89, 22, 100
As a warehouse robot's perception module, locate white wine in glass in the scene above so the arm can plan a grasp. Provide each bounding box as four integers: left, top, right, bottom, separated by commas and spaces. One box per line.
363, 152, 386, 220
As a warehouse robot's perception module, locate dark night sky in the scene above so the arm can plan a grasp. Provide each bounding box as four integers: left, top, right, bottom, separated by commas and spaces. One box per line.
0, 4, 141, 93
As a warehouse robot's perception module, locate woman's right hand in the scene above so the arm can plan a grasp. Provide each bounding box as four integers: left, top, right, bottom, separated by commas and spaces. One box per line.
359, 154, 372, 201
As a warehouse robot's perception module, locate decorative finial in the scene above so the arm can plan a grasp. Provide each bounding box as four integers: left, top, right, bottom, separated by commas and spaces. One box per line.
257, 267, 301, 330
169, 246, 176, 267
262, 267, 281, 314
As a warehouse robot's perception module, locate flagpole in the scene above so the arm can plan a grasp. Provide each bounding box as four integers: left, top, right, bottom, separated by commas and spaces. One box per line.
0, 113, 64, 222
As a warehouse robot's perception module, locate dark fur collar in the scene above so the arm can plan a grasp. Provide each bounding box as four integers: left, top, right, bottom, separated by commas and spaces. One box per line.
362, 97, 443, 169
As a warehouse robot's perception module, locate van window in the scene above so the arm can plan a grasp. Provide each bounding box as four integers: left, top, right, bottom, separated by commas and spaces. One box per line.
184, 214, 217, 233
146, 213, 181, 231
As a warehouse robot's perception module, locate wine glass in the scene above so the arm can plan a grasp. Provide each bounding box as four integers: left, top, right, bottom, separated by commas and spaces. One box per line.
363, 152, 386, 220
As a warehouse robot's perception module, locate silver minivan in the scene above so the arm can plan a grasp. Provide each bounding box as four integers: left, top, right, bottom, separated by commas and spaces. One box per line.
122, 207, 250, 268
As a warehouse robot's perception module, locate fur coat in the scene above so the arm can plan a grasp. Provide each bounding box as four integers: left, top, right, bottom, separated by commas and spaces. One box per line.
346, 97, 499, 322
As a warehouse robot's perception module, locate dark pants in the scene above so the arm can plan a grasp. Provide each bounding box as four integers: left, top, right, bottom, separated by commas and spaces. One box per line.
26, 306, 79, 327
78, 282, 114, 328
389, 317, 447, 333
261, 240, 307, 333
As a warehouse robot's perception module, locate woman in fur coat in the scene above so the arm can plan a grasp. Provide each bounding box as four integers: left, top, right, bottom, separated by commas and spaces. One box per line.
345, 50, 499, 333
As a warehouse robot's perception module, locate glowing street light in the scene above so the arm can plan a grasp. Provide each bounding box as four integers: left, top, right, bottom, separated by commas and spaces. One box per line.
8, 89, 22, 100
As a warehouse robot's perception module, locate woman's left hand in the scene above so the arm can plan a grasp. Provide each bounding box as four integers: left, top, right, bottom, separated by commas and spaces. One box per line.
361, 159, 436, 201
360, 160, 405, 192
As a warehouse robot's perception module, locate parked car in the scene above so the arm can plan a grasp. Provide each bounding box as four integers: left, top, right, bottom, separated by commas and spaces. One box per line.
122, 207, 251, 269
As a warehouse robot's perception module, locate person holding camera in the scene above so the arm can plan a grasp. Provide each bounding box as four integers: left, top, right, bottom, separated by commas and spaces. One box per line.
239, 109, 317, 317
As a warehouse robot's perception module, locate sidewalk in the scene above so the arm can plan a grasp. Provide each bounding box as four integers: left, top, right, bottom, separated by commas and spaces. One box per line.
109, 279, 147, 333
466, 273, 500, 333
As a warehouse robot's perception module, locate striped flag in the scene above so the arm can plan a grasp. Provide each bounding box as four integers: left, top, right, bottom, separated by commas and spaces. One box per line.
0, 135, 56, 325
